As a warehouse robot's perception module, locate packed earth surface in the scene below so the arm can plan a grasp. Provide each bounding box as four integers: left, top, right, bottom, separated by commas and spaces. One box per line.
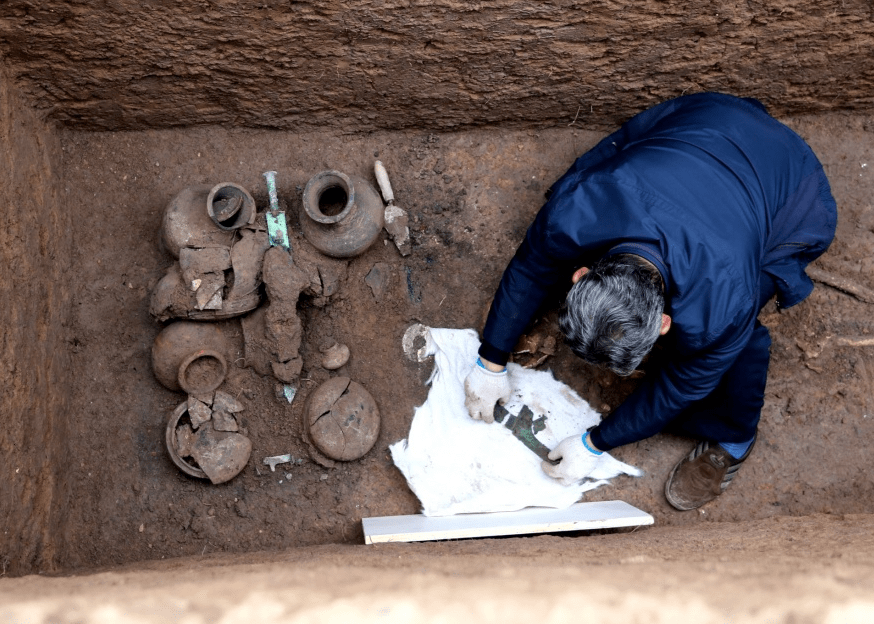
46, 111, 873, 572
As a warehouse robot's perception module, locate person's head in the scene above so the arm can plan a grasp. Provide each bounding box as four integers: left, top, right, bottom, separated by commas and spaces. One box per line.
559, 254, 667, 376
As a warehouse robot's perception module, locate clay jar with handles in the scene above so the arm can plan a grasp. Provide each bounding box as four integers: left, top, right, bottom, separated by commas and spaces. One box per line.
152, 321, 231, 395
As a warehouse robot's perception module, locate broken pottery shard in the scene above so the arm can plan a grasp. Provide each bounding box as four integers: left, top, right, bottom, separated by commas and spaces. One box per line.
384, 205, 411, 256
292, 238, 348, 298
195, 272, 225, 310
203, 289, 223, 311
175, 424, 196, 457
271, 358, 303, 383
213, 390, 244, 413
179, 246, 232, 285
190, 391, 214, 407
190, 423, 252, 485
365, 262, 393, 303
227, 228, 270, 300
212, 409, 239, 432
318, 265, 341, 297
187, 397, 212, 430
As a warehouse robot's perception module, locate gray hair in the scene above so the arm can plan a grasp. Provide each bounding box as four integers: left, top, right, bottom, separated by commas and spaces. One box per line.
559, 254, 664, 376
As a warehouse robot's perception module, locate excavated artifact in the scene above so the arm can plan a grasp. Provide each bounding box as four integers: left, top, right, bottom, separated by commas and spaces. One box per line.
150, 227, 270, 321
300, 170, 384, 258
305, 377, 380, 461
206, 183, 257, 231
165, 397, 251, 484
319, 340, 350, 370
151, 321, 231, 394
162, 183, 255, 257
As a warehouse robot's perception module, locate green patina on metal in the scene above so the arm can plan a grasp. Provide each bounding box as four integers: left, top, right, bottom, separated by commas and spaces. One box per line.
263, 170, 291, 254
493, 404, 556, 464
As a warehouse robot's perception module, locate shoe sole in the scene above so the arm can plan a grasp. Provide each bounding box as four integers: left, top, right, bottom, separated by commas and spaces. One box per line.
664, 455, 703, 511
664, 433, 757, 512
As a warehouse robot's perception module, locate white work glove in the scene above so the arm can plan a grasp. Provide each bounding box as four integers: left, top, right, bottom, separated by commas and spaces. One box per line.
541, 433, 604, 486
464, 360, 511, 424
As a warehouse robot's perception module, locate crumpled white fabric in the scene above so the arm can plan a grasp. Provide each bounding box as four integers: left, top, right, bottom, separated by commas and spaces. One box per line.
390, 327, 642, 516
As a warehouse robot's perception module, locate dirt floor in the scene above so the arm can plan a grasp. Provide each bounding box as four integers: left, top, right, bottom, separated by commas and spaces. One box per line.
51, 111, 874, 572
3, 514, 874, 623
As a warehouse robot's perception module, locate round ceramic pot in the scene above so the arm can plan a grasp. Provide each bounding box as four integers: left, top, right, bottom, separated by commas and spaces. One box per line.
161, 182, 255, 257
300, 170, 385, 258
151, 321, 230, 394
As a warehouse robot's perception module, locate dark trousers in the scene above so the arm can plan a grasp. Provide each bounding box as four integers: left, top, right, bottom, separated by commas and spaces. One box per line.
665, 275, 777, 443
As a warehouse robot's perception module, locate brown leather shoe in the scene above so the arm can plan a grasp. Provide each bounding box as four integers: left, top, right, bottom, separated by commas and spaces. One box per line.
664, 435, 756, 511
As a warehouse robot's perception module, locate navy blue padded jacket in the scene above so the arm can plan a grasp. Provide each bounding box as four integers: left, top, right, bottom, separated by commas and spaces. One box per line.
479, 93, 837, 451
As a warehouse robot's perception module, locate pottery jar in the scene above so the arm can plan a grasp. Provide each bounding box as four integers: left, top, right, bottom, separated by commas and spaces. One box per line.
300, 170, 385, 258
152, 321, 231, 395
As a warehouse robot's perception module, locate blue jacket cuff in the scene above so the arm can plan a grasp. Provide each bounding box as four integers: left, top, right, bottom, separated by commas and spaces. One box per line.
588, 427, 614, 453
478, 340, 510, 367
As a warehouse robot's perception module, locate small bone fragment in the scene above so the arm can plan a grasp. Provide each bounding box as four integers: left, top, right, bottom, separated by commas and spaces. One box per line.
374, 161, 411, 256
835, 336, 874, 347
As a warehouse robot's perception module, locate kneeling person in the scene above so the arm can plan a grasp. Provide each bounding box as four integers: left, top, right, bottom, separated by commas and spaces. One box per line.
464, 92, 837, 510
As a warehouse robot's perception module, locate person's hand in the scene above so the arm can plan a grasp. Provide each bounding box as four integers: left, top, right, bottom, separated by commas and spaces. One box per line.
541, 433, 603, 485
464, 359, 511, 424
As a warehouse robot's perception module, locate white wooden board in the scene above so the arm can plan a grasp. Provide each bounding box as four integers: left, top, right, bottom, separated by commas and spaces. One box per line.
362, 500, 653, 544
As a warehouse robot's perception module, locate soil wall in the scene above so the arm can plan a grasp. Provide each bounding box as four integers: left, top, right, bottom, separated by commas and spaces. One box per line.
0, 61, 71, 575
0, 0, 873, 132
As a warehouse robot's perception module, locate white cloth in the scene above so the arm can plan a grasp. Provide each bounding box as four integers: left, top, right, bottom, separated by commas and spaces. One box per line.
390, 327, 642, 516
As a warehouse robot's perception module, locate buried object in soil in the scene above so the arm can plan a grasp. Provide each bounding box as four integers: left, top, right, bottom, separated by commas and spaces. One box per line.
300, 170, 385, 258
151, 321, 231, 394
319, 339, 350, 370
207, 183, 257, 231
162, 183, 256, 256
305, 376, 380, 461
150, 227, 270, 321
165, 398, 252, 484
